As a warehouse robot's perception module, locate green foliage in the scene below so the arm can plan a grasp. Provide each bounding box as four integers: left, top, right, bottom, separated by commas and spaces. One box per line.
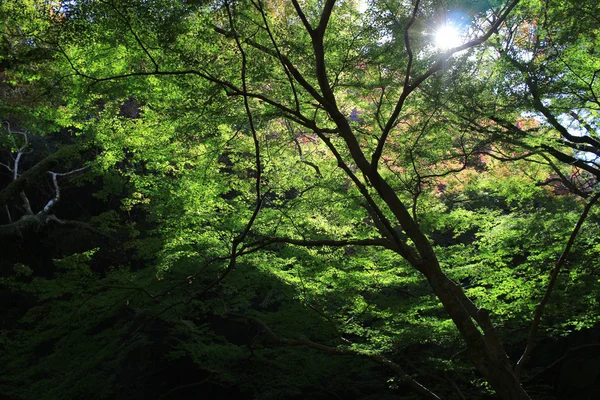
2, 0, 600, 399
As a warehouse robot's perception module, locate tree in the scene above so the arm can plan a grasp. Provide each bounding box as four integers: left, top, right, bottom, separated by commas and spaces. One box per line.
432, 0, 600, 381
54, 0, 530, 397
2, 0, 599, 399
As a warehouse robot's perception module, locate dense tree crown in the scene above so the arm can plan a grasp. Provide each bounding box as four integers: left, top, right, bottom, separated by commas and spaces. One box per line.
1, 0, 599, 399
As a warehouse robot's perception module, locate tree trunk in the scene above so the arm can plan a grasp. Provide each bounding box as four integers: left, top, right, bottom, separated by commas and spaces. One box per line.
331, 110, 531, 399
422, 259, 531, 400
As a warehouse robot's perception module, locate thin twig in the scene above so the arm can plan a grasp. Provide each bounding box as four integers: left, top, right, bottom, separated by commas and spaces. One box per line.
524, 344, 600, 382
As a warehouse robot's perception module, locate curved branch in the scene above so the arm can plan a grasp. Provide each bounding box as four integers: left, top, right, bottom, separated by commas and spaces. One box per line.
253, 0, 300, 112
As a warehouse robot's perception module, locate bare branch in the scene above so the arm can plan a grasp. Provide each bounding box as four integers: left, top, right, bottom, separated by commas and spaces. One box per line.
503, 54, 600, 150
317, 134, 421, 265
42, 166, 89, 214
0, 144, 81, 210
316, 0, 336, 36
402, 0, 421, 92
52, 165, 90, 176
569, 111, 598, 138
285, 121, 322, 176
4, 205, 12, 223
20, 191, 33, 215
43, 171, 61, 213
539, 154, 591, 198
225, 0, 262, 205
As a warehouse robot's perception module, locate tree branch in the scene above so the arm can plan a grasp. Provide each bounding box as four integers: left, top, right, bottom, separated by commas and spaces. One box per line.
0, 144, 81, 209
291, 0, 313, 34
244, 236, 393, 251
515, 192, 600, 379
503, 54, 600, 150
372, 0, 520, 168
524, 344, 600, 382
226, 312, 442, 400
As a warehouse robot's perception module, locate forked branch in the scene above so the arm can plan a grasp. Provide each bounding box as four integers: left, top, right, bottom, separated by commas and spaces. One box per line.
372, 0, 521, 169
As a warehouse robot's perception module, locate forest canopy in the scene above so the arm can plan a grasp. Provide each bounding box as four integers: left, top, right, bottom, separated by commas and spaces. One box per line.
1, 0, 600, 399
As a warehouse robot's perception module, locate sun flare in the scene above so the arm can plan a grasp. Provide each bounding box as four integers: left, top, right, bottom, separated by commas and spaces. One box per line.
434, 24, 462, 50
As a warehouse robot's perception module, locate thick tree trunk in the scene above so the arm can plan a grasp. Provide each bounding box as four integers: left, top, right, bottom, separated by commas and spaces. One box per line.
328, 113, 531, 399
423, 265, 531, 400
